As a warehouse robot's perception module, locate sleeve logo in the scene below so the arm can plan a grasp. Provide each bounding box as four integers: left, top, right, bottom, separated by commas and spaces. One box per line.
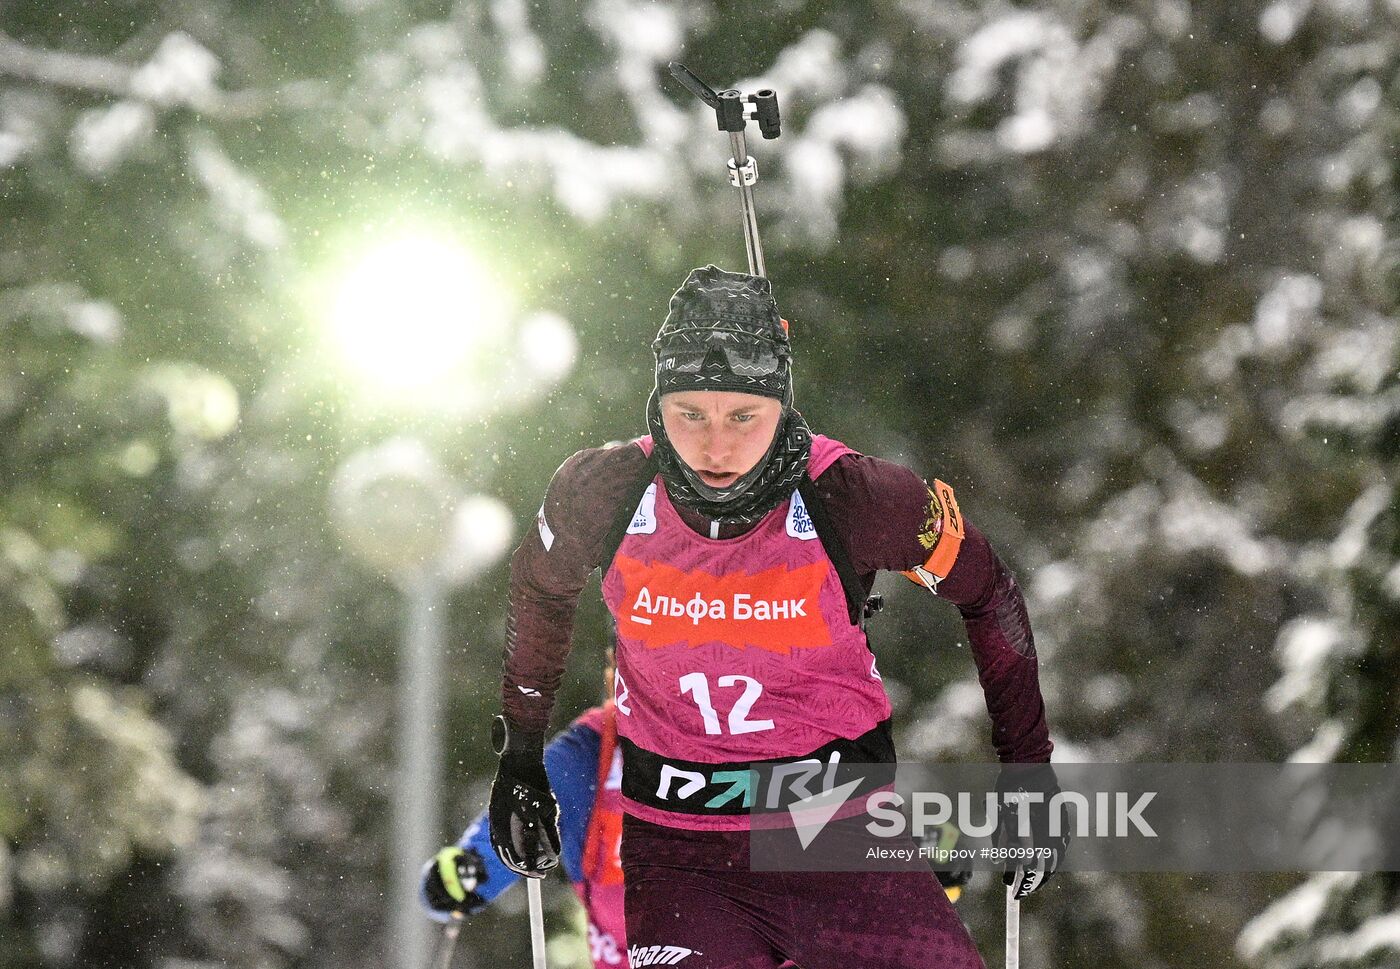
916, 486, 946, 552
536, 505, 555, 551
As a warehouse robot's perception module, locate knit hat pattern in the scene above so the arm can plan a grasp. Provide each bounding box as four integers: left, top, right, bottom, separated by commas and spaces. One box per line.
652, 265, 792, 402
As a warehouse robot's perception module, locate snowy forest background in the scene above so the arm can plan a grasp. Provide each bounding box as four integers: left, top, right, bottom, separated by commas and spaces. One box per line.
3, 0, 1398, 967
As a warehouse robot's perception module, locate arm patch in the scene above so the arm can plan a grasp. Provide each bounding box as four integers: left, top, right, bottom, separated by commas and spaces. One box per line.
902, 479, 965, 591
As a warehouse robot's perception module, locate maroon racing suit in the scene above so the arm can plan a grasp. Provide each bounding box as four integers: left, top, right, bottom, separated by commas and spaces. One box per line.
501, 439, 1051, 969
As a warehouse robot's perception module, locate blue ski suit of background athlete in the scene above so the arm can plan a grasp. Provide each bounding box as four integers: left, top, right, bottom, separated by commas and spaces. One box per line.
420, 722, 601, 921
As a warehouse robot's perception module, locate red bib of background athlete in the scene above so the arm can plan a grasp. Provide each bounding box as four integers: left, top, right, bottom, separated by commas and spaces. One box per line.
575, 704, 627, 968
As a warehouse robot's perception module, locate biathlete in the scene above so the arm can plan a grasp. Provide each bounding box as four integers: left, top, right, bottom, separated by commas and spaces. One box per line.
420, 683, 972, 967
422, 697, 628, 967
485, 266, 1063, 969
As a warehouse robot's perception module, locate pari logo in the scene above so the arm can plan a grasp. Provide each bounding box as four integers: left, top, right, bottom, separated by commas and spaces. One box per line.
655, 751, 846, 812
614, 555, 832, 655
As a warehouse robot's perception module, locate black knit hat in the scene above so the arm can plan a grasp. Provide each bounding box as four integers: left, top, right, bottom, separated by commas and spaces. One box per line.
652, 265, 792, 402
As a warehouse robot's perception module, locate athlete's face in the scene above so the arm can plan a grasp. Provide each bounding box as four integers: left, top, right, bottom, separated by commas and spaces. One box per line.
660, 391, 783, 489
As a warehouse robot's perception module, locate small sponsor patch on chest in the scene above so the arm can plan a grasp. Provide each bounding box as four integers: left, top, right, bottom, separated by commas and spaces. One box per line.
786, 490, 818, 540
626, 483, 658, 535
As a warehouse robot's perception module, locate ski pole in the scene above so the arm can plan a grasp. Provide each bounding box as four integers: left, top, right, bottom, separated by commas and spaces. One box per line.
527, 876, 548, 969
1005, 875, 1020, 969
432, 915, 462, 969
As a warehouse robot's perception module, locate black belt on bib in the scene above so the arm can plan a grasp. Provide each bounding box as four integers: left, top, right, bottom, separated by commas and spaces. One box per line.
620, 720, 897, 818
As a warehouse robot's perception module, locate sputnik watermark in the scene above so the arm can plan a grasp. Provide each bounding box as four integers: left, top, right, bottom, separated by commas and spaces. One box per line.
788, 786, 1157, 847
865, 790, 1157, 839
749, 763, 1400, 873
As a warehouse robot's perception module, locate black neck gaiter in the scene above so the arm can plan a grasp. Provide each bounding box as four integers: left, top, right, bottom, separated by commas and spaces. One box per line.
645, 389, 812, 527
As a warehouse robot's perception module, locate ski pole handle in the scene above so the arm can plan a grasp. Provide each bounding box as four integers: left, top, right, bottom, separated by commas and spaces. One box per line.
527, 876, 548, 969
1005, 877, 1020, 969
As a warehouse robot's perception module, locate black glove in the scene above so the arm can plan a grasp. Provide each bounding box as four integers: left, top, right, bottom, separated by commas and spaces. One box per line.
488, 715, 561, 877
422, 846, 488, 916
995, 763, 1070, 900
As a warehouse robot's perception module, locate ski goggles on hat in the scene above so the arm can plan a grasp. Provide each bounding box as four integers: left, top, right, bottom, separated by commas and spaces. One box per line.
654, 329, 786, 377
